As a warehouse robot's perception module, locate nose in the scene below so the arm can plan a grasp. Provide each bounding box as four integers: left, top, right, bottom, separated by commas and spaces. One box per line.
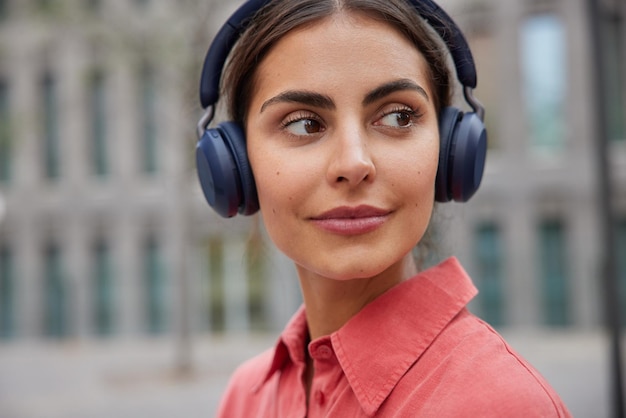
326, 126, 376, 186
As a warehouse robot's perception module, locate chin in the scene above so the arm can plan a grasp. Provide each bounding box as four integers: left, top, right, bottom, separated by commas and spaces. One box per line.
296, 250, 412, 282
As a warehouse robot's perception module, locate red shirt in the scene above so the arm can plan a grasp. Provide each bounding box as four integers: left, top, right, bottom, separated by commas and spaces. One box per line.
216, 258, 571, 417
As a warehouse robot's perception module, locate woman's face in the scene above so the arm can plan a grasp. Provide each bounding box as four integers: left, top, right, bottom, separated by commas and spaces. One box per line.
246, 12, 439, 281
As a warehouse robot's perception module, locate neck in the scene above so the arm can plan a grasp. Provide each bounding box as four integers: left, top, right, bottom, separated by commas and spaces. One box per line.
297, 254, 418, 341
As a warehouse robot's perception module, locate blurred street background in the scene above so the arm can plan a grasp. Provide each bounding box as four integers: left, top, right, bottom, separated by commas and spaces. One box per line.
0, 0, 624, 416
0, 330, 614, 417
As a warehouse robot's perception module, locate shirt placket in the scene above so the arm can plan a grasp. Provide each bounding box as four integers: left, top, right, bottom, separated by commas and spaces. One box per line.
307, 339, 340, 418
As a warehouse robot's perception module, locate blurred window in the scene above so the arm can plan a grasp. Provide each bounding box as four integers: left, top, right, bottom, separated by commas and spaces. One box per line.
42, 72, 61, 180
538, 219, 571, 327
37, 0, 56, 14
139, 63, 158, 175
0, 78, 11, 183
246, 230, 268, 331
89, 70, 109, 177
520, 13, 567, 153
93, 238, 114, 336
0, 243, 15, 339
43, 242, 68, 338
85, 0, 100, 13
474, 222, 505, 327
207, 237, 225, 332
603, 11, 625, 141
0, 0, 7, 22
144, 234, 167, 334
618, 219, 626, 325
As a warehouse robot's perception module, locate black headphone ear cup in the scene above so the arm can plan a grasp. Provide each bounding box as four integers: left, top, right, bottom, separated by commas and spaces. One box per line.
449, 112, 487, 202
436, 107, 461, 202
218, 122, 259, 216
436, 107, 487, 203
195, 122, 259, 218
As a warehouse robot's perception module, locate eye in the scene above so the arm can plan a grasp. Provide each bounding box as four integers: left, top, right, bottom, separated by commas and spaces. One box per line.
376, 107, 422, 128
282, 113, 325, 136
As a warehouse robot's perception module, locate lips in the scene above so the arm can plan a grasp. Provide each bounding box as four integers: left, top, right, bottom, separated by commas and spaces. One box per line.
310, 205, 391, 235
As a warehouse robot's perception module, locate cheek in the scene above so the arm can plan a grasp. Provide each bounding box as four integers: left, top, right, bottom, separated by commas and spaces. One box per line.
249, 150, 305, 217
252, 164, 310, 258
254, 166, 286, 215
389, 143, 438, 235
391, 144, 439, 194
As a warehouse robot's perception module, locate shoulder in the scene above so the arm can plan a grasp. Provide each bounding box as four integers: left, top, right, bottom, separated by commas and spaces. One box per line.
215, 348, 275, 418
393, 310, 571, 417
230, 346, 276, 384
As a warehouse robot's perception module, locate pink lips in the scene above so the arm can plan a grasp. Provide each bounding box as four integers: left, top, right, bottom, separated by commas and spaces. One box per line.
310, 205, 390, 235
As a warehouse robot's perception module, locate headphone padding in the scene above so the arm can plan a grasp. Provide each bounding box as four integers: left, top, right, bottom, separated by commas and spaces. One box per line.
450, 113, 487, 202
436, 107, 461, 202
196, 128, 242, 218
218, 122, 259, 215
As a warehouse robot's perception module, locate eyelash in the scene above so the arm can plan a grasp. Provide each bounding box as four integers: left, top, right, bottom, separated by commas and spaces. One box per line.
378, 106, 423, 127
281, 112, 321, 129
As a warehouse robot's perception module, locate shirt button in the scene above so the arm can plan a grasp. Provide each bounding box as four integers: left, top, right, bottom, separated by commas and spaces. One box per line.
316, 344, 332, 359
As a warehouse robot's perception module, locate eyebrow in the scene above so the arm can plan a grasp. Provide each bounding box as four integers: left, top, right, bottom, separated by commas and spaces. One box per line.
260, 90, 335, 113
259, 78, 429, 113
363, 79, 430, 106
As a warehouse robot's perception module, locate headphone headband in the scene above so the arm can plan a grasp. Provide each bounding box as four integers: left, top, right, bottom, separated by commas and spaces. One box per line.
199, 0, 478, 109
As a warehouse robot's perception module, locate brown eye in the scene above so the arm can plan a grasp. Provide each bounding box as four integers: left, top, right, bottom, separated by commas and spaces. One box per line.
303, 119, 322, 134
396, 112, 412, 127
284, 117, 325, 136
377, 108, 420, 128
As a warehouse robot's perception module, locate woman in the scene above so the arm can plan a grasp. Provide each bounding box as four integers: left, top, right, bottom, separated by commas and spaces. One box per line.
196, 0, 572, 416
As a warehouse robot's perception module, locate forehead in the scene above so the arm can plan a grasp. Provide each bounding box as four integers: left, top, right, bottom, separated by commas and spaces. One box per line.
250, 12, 432, 107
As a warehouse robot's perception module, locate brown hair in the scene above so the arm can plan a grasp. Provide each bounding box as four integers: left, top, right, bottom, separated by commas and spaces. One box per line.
222, 0, 453, 125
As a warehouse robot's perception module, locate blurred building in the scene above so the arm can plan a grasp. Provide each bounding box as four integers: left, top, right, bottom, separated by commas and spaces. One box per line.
0, 0, 624, 342
439, 0, 626, 329
0, 0, 300, 341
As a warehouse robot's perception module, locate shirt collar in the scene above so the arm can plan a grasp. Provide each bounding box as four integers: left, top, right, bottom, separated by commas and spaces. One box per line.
331, 257, 477, 415
255, 305, 308, 391
256, 257, 477, 414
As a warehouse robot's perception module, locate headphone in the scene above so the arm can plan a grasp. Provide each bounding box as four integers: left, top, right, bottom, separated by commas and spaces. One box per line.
196, 0, 488, 218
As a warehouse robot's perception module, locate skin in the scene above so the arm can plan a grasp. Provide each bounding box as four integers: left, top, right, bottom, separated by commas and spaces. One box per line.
246, 12, 440, 342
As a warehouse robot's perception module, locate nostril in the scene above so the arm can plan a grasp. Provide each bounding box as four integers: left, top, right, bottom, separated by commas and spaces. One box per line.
336, 173, 370, 184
